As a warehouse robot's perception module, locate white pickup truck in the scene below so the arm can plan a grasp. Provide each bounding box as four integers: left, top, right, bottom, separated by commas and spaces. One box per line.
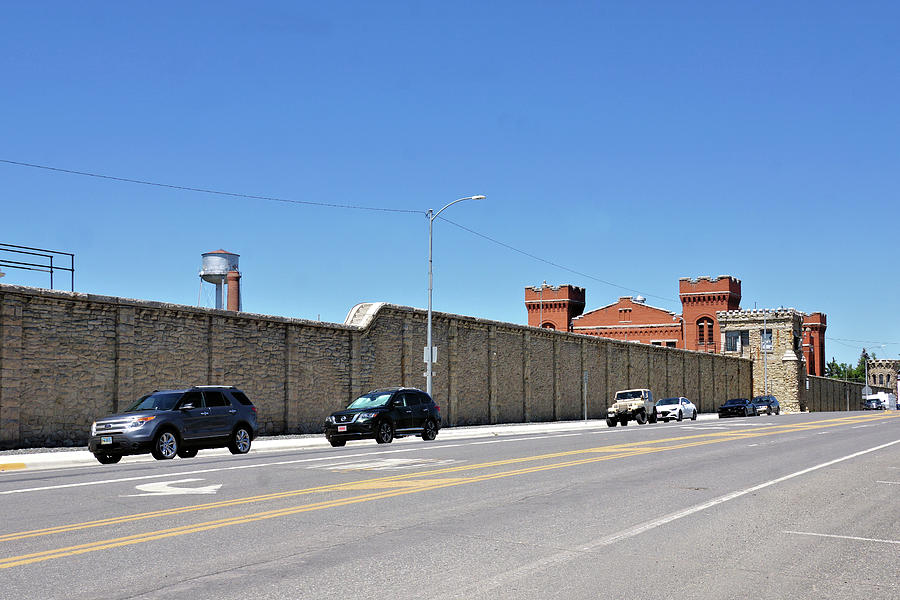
607, 388, 657, 426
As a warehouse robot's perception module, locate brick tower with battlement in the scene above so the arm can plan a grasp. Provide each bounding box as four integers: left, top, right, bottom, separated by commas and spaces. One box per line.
801, 312, 827, 376
524, 283, 585, 331
679, 276, 742, 352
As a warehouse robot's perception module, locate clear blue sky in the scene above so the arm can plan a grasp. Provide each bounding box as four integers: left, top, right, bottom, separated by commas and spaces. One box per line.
2, 1, 898, 367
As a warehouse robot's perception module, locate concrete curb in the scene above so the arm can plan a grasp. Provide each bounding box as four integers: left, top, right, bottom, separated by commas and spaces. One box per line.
0, 413, 723, 472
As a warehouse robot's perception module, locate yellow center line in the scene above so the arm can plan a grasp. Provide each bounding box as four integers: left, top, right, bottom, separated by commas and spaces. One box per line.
0, 412, 895, 568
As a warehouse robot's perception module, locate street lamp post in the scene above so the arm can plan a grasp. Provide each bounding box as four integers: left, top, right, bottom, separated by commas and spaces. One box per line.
426, 195, 486, 397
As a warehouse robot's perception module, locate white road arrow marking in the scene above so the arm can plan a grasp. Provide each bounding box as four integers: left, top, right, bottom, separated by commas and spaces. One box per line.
124, 478, 222, 497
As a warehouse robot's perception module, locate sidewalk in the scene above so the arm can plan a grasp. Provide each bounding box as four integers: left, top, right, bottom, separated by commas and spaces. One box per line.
0, 414, 721, 472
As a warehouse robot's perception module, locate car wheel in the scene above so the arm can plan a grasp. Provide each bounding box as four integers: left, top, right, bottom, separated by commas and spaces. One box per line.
177, 448, 198, 459
329, 439, 346, 447
375, 420, 394, 444
606, 417, 617, 427
775, 407, 780, 415
676, 410, 683, 422
743, 408, 749, 417
619, 416, 628, 426
421, 419, 438, 441
228, 427, 252, 455
691, 409, 697, 421
635, 411, 647, 425
93, 452, 121, 465
151, 430, 179, 460
649, 410, 658, 424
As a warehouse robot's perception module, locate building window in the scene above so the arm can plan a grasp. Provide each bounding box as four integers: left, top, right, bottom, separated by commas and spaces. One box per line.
697, 318, 714, 346
725, 330, 749, 352
879, 374, 884, 385
760, 329, 772, 352
666, 341, 676, 348
619, 308, 632, 322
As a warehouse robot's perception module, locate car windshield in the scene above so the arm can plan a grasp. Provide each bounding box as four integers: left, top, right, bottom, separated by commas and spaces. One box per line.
752, 396, 770, 403
616, 391, 643, 400
347, 392, 394, 409
724, 399, 747, 406
657, 398, 680, 405
126, 391, 183, 412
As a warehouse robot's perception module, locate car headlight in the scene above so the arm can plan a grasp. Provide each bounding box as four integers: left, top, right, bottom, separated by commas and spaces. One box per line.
90, 422, 96, 436
357, 412, 377, 420
324, 415, 334, 424
126, 416, 156, 429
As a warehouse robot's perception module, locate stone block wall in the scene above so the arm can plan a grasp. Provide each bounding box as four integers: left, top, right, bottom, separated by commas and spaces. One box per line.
805, 375, 894, 412
0, 284, 753, 448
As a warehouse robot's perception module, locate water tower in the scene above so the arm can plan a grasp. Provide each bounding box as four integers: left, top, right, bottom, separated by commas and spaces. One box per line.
199, 250, 241, 311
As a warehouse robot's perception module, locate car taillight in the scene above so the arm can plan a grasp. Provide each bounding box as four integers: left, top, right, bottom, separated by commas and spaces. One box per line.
435, 405, 440, 413
250, 406, 257, 414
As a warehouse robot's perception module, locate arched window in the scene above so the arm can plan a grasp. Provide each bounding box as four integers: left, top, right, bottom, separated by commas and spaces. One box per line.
879, 374, 884, 385
697, 318, 714, 347
541, 322, 556, 330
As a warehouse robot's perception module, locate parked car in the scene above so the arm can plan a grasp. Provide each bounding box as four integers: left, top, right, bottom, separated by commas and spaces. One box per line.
88, 386, 258, 464
863, 398, 885, 410
655, 397, 697, 422
718, 398, 757, 418
607, 388, 656, 426
324, 387, 441, 446
752, 395, 780, 415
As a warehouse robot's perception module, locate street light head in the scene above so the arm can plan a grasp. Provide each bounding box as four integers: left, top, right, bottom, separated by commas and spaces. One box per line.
471, 195, 486, 200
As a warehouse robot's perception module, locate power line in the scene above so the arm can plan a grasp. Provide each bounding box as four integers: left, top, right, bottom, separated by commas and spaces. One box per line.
437, 215, 678, 306
0, 159, 425, 215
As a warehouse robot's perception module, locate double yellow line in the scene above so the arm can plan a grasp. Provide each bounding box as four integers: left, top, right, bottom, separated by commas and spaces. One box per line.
1, 412, 896, 569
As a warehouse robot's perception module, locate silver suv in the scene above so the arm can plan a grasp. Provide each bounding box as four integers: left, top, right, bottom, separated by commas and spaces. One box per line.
88, 386, 258, 464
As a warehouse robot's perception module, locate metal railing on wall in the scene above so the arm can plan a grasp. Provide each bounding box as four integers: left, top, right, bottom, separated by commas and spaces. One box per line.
0, 243, 74, 291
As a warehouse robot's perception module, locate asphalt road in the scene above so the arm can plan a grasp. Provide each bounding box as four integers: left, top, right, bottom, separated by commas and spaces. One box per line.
1, 411, 898, 600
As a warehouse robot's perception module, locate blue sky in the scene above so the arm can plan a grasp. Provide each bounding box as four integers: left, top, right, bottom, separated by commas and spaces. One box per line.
2, 1, 898, 366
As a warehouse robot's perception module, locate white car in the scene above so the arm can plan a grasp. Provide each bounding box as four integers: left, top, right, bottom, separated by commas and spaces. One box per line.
655, 397, 697, 422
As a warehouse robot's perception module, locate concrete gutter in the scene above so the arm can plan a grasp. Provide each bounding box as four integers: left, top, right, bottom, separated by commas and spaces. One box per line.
0, 414, 722, 472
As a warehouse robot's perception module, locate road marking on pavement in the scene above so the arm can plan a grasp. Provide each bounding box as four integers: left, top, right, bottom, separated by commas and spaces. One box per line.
783, 531, 900, 545
0, 413, 896, 569
0, 463, 26, 472
310, 458, 458, 472
124, 479, 222, 497
876, 480, 900, 485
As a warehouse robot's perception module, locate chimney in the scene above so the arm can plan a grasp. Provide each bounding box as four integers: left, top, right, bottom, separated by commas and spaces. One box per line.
226, 270, 241, 311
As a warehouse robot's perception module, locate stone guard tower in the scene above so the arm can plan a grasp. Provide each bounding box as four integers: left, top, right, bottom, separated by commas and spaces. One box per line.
718, 308, 807, 412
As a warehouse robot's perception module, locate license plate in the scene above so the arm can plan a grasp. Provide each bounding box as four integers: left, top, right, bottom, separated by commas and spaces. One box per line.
337, 426, 347, 433
100, 436, 112, 445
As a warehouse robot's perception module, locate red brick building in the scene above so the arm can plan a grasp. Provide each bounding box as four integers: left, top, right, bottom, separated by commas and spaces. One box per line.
524, 275, 826, 376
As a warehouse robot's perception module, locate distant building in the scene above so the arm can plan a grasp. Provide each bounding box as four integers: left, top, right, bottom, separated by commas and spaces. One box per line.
867, 359, 900, 391
523, 275, 826, 377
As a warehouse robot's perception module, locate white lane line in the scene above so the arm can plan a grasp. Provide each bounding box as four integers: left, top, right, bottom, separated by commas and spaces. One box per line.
0, 444, 460, 495
784, 531, 900, 545
588, 438, 900, 548
0, 430, 589, 495
876, 480, 900, 485
436, 438, 900, 599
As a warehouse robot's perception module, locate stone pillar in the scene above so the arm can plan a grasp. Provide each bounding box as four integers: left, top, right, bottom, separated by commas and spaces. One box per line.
114, 306, 135, 414
523, 331, 531, 422
284, 325, 299, 433
448, 320, 459, 426
489, 326, 498, 423
0, 295, 24, 448
208, 316, 225, 384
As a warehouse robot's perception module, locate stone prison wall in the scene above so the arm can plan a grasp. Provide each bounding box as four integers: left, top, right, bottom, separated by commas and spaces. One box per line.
0, 284, 754, 449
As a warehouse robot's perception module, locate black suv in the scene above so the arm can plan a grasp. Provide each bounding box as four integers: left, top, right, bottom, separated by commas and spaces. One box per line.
324, 387, 441, 447
752, 394, 780, 415
88, 386, 258, 464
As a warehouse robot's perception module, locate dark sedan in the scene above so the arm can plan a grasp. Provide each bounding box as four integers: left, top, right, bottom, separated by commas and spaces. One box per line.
718, 398, 758, 418
863, 398, 885, 410
752, 395, 780, 415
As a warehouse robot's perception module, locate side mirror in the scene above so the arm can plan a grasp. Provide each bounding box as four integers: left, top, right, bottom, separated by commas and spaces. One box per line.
180, 402, 195, 411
